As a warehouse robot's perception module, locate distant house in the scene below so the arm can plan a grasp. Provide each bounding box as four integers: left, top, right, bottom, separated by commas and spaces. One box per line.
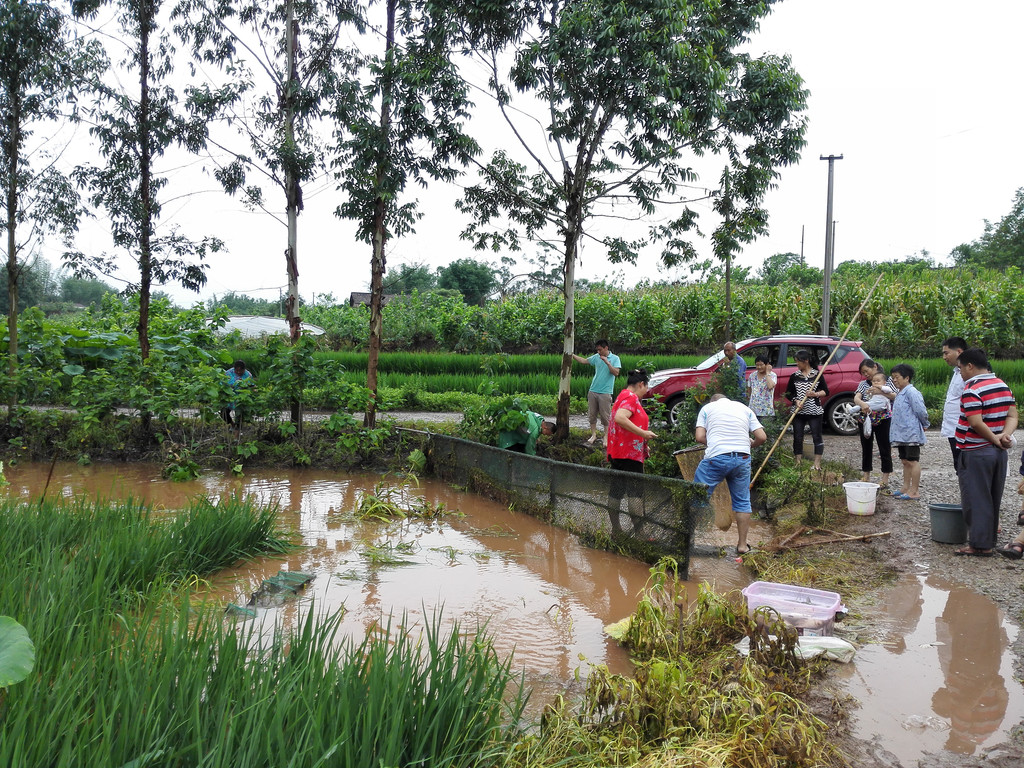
215, 316, 325, 338
349, 292, 397, 307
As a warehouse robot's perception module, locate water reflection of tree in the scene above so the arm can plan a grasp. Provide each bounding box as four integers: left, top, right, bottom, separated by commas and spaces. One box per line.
931, 585, 1009, 754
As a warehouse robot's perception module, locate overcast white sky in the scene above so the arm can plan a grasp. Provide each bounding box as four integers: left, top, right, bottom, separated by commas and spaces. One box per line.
56, 0, 1024, 306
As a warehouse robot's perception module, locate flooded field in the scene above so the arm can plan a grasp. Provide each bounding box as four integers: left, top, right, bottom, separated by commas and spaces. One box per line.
5, 460, 1023, 762
3, 461, 746, 708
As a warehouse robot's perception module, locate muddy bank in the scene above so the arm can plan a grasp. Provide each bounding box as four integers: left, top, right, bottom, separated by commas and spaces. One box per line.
814, 430, 1024, 768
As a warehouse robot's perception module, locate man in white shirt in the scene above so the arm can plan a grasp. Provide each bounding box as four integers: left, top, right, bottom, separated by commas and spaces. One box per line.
694, 394, 768, 555
940, 336, 967, 466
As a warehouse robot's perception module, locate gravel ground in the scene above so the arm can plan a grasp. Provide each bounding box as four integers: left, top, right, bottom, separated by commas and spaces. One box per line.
820, 428, 1024, 768
824, 428, 1024, 611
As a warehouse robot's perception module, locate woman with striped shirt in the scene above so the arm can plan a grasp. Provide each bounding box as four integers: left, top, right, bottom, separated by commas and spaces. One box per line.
784, 349, 829, 471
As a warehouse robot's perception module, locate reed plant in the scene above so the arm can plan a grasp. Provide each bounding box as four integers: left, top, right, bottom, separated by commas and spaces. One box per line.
501, 559, 841, 768
0, 496, 526, 768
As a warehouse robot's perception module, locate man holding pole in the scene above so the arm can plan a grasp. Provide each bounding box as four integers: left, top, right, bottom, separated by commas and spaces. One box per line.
694, 393, 768, 555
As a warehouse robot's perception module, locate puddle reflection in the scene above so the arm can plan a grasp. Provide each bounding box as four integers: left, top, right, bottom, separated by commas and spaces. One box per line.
838, 573, 1024, 761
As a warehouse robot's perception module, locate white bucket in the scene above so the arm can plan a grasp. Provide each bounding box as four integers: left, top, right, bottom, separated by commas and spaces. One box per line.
843, 482, 879, 516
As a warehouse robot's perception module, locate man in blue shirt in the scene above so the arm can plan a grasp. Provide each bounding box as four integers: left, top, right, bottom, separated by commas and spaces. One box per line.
572, 339, 621, 446
222, 360, 254, 434
723, 341, 747, 390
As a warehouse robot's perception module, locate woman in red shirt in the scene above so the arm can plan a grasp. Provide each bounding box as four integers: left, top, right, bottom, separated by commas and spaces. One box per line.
607, 369, 658, 470
606, 369, 657, 535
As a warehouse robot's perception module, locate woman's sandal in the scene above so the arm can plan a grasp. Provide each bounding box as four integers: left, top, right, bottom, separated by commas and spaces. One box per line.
953, 546, 994, 557
998, 542, 1024, 560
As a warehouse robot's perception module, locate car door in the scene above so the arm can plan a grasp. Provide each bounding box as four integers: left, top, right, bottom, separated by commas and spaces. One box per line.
785, 344, 842, 403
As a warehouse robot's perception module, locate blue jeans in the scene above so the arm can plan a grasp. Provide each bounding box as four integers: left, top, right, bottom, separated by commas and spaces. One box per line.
694, 452, 752, 513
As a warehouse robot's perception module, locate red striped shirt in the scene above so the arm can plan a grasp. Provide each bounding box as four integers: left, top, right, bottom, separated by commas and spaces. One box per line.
956, 373, 1016, 450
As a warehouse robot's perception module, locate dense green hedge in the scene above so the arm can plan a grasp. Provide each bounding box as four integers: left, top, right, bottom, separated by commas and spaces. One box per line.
300, 267, 1024, 358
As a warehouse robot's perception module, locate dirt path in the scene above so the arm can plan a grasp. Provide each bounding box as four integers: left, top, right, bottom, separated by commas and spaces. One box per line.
821, 429, 1024, 768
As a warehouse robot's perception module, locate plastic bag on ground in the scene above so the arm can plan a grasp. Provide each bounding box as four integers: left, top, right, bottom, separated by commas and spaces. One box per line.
734, 634, 856, 663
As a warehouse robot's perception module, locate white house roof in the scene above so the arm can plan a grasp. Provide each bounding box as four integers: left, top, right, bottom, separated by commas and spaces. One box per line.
217, 316, 326, 338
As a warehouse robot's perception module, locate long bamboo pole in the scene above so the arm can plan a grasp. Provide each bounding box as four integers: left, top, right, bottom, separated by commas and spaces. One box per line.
750, 273, 885, 488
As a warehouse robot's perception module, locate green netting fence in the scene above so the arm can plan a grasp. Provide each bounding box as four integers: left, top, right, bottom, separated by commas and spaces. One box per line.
420, 432, 714, 579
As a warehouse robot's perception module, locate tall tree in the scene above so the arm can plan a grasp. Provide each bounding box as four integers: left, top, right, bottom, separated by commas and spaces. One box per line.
332, 0, 479, 428
436, 257, 495, 306
0, 1, 103, 414
457, 0, 808, 436
71, 0, 221, 363
174, 0, 361, 431
383, 261, 436, 294
757, 251, 821, 286
952, 187, 1024, 272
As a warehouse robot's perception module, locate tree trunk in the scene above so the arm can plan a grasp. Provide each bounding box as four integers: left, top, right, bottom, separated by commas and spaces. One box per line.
366, 199, 386, 429
5, 91, 19, 422
556, 217, 579, 442
138, 4, 152, 363
365, 0, 396, 430
724, 253, 732, 342
137, 0, 154, 435
284, 1, 303, 433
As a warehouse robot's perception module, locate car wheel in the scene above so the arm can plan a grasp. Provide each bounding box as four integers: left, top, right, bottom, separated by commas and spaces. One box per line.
666, 395, 687, 427
826, 396, 860, 436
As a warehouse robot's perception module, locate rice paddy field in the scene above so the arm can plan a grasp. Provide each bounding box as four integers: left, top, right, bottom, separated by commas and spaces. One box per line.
288, 351, 1024, 414
0, 495, 524, 768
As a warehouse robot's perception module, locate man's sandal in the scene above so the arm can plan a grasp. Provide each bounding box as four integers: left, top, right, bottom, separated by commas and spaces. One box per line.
998, 542, 1024, 560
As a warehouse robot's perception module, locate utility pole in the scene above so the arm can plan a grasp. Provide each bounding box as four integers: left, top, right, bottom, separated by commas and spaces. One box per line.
820, 154, 843, 336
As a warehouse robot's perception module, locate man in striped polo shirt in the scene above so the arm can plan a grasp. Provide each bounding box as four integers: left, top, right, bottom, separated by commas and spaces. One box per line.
954, 348, 1019, 556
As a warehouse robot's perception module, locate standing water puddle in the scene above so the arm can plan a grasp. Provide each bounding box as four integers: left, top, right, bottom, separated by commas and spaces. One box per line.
5, 461, 747, 709
837, 572, 1024, 762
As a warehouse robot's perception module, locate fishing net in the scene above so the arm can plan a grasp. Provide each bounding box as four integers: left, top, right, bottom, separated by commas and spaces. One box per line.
423, 432, 713, 578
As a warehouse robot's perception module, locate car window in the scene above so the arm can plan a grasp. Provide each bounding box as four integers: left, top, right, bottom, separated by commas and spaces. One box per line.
741, 344, 782, 367
785, 345, 832, 368
832, 345, 853, 363
695, 351, 724, 370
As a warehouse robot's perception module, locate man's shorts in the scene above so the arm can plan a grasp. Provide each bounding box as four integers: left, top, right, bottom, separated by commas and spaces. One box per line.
587, 391, 612, 428
693, 452, 752, 513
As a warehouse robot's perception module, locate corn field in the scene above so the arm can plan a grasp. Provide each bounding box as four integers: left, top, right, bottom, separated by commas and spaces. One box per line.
302, 267, 1024, 358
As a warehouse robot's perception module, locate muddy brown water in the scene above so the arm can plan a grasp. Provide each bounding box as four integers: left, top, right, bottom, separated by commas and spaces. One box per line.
838, 572, 1024, 762
5, 462, 745, 709
6, 461, 1024, 762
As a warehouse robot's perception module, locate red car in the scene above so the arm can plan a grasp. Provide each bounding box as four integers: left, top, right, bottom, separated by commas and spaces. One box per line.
646, 335, 871, 434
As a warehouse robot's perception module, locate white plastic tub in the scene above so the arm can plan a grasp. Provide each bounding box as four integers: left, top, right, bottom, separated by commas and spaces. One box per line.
742, 581, 844, 637
842, 481, 879, 516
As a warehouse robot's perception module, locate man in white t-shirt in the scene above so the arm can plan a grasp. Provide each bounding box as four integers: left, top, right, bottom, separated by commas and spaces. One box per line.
694, 394, 768, 555
940, 336, 966, 466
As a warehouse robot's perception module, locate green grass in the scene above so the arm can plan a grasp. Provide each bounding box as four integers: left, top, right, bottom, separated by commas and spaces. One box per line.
0, 495, 526, 768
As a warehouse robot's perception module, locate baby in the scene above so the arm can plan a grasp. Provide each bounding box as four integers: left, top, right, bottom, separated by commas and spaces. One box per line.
867, 371, 893, 412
